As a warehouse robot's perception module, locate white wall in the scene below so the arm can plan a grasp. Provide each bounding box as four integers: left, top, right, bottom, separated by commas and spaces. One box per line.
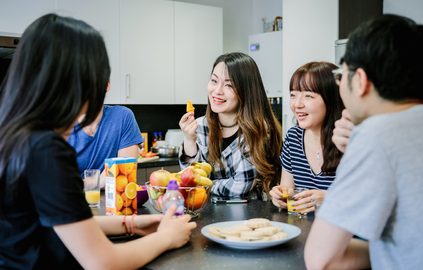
383, 0, 423, 23
175, 0, 282, 53
282, 0, 338, 135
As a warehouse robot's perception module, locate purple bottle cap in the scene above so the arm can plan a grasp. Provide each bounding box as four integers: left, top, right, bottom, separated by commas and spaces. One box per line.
167, 180, 179, 190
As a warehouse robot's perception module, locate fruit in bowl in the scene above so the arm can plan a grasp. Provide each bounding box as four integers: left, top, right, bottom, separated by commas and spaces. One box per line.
146, 183, 212, 217
145, 163, 213, 217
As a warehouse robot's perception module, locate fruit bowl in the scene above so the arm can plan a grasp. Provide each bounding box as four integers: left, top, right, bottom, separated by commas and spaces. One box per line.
146, 182, 212, 218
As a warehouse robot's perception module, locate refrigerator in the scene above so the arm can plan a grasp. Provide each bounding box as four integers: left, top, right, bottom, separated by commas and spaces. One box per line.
248, 31, 283, 98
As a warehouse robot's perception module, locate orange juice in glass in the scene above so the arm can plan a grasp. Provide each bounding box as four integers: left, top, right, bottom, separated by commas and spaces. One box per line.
83, 169, 101, 208
287, 187, 308, 217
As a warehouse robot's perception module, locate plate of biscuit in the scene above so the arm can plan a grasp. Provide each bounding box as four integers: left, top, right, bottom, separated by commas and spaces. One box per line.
201, 218, 301, 250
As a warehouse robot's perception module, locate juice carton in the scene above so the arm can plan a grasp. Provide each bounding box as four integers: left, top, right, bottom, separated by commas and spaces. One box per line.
104, 157, 138, 215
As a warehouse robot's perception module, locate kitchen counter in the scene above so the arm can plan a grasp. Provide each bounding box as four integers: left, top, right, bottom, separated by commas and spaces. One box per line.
137, 157, 179, 169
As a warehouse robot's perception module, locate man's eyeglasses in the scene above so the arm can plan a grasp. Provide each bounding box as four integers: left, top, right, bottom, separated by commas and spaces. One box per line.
332, 68, 343, 86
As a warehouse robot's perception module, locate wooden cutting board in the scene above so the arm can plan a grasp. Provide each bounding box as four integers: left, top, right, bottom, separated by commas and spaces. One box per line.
138, 156, 160, 163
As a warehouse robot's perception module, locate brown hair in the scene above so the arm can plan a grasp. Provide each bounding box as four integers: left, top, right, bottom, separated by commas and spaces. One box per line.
289, 61, 344, 173
206, 52, 282, 192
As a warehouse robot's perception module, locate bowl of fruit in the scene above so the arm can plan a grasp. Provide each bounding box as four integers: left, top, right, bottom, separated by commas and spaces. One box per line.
146, 162, 213, 218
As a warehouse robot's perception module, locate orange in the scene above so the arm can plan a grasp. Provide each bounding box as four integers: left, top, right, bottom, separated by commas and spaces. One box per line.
132, 198, 138, 212
106, 164, 119, 177
118, 162, 136, 175
127, 171, 137, 183
116, 175, 128, 193
125, 182, 138, 200
185, 187, 207, 210
121, 192, 132, 207
121, 207, 133, 215
116, 193, 124, 211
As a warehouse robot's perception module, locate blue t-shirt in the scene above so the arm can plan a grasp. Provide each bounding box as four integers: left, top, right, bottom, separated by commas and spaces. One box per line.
68, 105, 142, 175
280, 126, 335, 190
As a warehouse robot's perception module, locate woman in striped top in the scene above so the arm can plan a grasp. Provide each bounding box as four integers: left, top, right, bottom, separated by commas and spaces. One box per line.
270, 61, 344, 214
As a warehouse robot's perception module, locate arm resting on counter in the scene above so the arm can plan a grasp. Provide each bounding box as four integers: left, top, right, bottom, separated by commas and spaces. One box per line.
305, 218, 370, 270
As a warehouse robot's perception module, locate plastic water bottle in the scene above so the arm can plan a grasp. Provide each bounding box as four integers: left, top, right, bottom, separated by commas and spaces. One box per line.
162, 180, 185, 216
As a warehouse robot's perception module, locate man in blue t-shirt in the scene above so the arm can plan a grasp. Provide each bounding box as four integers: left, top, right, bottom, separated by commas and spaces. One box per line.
68, 105, 142, 186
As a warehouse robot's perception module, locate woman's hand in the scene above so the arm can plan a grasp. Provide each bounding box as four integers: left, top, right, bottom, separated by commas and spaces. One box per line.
179, 112, 197, 142
269, 185, 287, 209
157, 205, 197, 250
179, 112, 198, 157
291, 189, 326, 214
132, 214, 163, 236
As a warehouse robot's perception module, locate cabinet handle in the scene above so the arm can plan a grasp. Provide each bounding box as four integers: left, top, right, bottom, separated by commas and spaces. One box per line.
125, 73, 131, 99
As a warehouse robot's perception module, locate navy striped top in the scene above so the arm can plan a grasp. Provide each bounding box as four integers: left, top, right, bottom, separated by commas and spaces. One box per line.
280, 126, 335, 190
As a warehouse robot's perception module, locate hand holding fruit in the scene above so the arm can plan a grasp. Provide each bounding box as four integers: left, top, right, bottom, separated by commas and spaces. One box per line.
179, 112, 198, 144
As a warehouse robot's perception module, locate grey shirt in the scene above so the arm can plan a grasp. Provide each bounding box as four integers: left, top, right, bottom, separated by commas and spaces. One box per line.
318, 105, 423, 270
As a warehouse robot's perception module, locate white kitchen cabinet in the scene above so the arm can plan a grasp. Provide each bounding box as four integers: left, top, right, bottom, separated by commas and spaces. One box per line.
248, 31, 282, 98
0, 0, 56, 35
174, 2, 223, 104
56, 0, 122, 104
120, 0, 174, 104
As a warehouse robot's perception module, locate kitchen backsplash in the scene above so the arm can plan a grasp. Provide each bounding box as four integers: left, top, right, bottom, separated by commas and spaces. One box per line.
122, 103, 282, 150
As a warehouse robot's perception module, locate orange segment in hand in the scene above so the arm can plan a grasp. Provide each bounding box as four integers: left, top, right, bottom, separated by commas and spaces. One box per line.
186, 99, 195, 113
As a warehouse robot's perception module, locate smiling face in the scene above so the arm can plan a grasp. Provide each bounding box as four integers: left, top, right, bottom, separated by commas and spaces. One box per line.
289, 90, 326, 130
207, 62, 239, 115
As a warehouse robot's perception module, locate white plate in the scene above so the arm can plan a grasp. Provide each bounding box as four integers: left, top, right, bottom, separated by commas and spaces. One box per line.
201, 221, 301, 250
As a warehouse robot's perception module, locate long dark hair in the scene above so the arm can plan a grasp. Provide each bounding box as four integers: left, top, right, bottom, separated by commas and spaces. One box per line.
206, 52, 282, 192
0, 14, 110, 201
289, 62, 344, 174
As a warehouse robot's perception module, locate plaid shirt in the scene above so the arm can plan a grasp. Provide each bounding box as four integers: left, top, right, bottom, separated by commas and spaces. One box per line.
179, 116, 257, 198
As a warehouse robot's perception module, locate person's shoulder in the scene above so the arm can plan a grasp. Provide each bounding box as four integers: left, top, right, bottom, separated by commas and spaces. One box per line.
105, 105, 134, 115
286, 126, 303, 139
30, 130, 69, 152
196, 116, 207, 126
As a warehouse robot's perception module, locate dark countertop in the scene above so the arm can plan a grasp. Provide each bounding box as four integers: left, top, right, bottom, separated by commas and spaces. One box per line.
95, 198, 314, 270
137, 157, 179, 168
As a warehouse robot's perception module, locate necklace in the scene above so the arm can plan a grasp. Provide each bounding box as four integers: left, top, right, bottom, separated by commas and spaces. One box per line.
219, 121, 238, 129
316, 151, 321, 160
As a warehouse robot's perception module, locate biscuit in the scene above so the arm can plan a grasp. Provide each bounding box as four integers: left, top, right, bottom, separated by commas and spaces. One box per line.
240, 230, 266, 241
270, 231, 288, 240
245, 218, 271, 229
225, 236, 243, 241
255, 226, 280, 236
219, 227, 242, 237
208, 227, 223, 238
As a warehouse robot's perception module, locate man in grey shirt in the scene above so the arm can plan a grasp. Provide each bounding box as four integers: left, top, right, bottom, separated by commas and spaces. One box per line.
305, 15, 423, 269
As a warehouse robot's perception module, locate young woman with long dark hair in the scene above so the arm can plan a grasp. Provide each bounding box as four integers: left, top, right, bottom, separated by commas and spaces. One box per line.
270, 61, 344, 214
179, 52, 282, 198
0, 14, 196, 269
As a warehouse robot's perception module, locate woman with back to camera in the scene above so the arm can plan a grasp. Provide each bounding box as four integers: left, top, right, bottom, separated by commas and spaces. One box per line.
269, 62, 344, 214
0, 14, 196, 269
179, 52, 282, 199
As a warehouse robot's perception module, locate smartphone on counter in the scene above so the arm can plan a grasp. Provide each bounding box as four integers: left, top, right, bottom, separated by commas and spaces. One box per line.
211, 197, 249, 204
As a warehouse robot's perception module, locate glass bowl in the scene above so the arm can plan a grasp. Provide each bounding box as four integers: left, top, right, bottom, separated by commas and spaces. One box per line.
146, 182, 212, 218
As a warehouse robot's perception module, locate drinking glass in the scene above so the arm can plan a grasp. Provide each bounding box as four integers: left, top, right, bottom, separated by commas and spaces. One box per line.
83, 169, 101, 208
286, 187, 308, 217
